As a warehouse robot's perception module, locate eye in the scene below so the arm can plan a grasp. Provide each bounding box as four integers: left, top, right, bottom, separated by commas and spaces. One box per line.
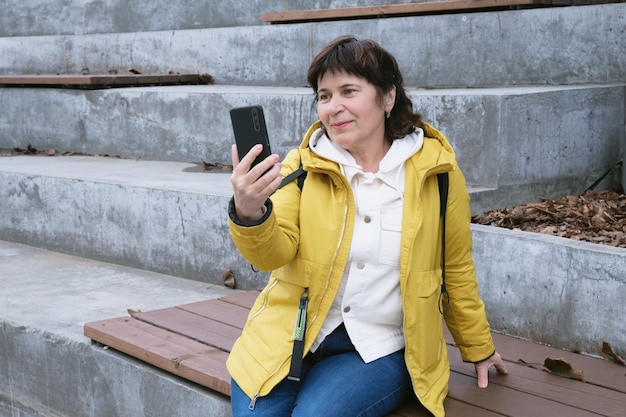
342, 88, 357, 97
317, 92, 330, 102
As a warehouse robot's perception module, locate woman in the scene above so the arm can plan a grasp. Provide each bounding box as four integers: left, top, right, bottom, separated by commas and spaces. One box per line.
227, 36, 508, 417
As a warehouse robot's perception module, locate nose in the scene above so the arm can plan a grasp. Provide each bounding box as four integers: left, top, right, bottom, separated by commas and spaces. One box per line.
326, 95, 345, 115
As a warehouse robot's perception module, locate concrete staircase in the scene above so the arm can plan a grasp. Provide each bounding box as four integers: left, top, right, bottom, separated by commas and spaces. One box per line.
1, 1, 624, 416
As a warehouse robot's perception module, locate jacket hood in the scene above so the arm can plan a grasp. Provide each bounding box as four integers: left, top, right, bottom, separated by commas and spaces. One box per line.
298, 120, 456, 176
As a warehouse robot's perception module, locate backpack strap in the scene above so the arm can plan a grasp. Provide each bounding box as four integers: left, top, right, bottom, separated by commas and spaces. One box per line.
278, 161, 307, 190
437, 172, 450, 315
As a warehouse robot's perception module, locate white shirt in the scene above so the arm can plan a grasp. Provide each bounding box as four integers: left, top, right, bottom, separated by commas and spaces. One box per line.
308, 127, 424, 363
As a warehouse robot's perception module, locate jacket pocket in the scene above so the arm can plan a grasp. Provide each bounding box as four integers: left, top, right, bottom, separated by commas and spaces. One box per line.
274, 258, 328, 288
380, 207, 403, 267
408, 270, 445, 371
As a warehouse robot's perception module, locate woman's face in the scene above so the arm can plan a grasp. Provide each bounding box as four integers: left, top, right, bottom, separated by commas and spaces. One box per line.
316, 71, 394, 154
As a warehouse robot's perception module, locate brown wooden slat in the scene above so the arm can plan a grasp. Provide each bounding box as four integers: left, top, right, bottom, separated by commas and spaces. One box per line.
448, 370, 604, 416
260, 0, 568, 23
446, 344, 626, 416
0, 73, 207, 88
492, 332, 626, 394
218, 289, 260, 309
84, 317, 231, 395
444, 326, 626, 395
389, 397, 506, 416
177, 299, 251, 330
132, 307, 241, 352
84, 291, 626, 417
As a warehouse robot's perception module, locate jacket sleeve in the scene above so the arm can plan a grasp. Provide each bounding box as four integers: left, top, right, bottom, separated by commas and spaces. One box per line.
227, 149, 303, 271
442, 166, 496, 362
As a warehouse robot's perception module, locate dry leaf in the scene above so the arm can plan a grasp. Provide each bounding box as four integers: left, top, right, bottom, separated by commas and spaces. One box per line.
472, 190, 626, 248
222, 268, 236, 289
600, 340, 625, 365
543, 357, 585, 382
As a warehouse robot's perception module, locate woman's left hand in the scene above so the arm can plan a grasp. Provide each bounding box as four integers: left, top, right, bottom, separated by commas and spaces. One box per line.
474, 351, 508, 388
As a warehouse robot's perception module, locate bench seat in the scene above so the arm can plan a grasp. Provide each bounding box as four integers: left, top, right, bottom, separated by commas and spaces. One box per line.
259, 0, 612, 24
0, 73, 212, 89
84, 290, 626, 416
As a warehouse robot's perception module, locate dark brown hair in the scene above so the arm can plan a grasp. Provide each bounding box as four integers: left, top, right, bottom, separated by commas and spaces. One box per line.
307, 36, 423, 142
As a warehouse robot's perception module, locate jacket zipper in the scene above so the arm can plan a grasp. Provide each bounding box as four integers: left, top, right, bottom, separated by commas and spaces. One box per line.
309, 174, 351, 327
248, 355, 292, 410
247, 278, 279, 324
250, 172, 352, 409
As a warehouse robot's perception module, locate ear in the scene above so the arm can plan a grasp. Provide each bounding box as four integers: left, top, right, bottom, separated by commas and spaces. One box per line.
384, 85, 396, 113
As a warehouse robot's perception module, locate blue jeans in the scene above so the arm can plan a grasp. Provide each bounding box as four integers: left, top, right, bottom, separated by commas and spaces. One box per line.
231, 324, 412, 417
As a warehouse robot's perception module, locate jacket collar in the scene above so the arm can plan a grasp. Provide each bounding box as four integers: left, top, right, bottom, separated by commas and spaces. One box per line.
299, 120, 456, 178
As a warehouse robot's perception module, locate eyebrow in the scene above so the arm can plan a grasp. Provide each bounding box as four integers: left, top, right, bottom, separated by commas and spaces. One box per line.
317, 83, 361, 93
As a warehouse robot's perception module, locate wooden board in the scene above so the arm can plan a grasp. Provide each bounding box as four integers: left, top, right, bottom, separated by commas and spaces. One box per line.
0, 73, 211, 89
84, 316, 231, 395
260, 0, 577, 23
84, 291, 626, 417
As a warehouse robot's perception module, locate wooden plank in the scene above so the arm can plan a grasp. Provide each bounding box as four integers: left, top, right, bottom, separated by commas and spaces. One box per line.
260, 0, 567, 23
0, 73, 208, 88
177, 298, 251, 330
491, 332, 626, 394
388, 396, 506, 416
84, 291, 626, 417
218, 289, 260, 309
447, 370, 605, 416
84, 317, 231, 395
444, 326, 626, 395
446, 344, 626, 416
132, 307, 242, 352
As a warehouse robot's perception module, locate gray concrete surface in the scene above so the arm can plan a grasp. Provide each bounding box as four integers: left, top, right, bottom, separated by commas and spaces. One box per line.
1, 84, 622, 200
0, 0, 422, 36
0, 155, 274, 290
0, 240, 235, 417
472, 224, 626, 357
1, 5, 624, 88
2, 223, 625, 416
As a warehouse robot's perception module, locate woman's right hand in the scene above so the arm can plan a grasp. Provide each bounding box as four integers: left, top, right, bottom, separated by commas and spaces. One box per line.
230, 144, 282, 223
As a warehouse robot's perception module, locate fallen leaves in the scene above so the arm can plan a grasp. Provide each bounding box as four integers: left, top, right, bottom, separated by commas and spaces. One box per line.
543, 357, 585, 382
601, 340, 626, 366
472, 190, 626, 248
7, 144, 79, 157
517, 340, 624, 383
517, 357, 585, 382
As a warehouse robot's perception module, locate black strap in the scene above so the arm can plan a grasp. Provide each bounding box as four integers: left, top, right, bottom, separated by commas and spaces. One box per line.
278, 162, 307, 190
437, 172, 450, 315
287, 288, 308, 381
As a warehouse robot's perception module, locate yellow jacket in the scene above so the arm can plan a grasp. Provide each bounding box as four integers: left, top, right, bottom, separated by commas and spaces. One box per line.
227, 121, 495, 417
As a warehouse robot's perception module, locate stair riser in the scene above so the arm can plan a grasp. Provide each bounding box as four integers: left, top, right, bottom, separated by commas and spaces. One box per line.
1, 172, 271, 290
0, 5, 623, 88
1, 85, 622, 194
0, 322, 231, 417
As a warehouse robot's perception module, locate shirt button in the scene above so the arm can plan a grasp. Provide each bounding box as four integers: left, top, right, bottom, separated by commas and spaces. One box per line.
356, 262, 365, 269
343, 306, 351, 313
364, 216, 371, 223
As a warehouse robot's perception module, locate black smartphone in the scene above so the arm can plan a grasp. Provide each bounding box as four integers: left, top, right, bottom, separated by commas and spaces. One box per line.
229, 105, 272, 170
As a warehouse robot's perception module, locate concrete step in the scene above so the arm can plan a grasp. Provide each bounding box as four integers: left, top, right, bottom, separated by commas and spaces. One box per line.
1, 84, 622, 198
1, 4, 623, 88
0, 154, 498, 289
0, 0, 417, 37
0, 155, 259, 289
0, 239, 234, 417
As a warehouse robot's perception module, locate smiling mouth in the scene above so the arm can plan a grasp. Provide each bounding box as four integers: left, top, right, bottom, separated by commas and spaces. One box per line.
332, 121, 352, 129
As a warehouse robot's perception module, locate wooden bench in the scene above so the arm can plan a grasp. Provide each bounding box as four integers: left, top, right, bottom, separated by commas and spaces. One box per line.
259, 0, 614, 24
261, 0, 608, 23
0, 73, 213, 89
84, 290, 626, 416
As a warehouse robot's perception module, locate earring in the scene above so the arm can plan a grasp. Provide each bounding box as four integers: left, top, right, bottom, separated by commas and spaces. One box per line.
386, 111, 391, 119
